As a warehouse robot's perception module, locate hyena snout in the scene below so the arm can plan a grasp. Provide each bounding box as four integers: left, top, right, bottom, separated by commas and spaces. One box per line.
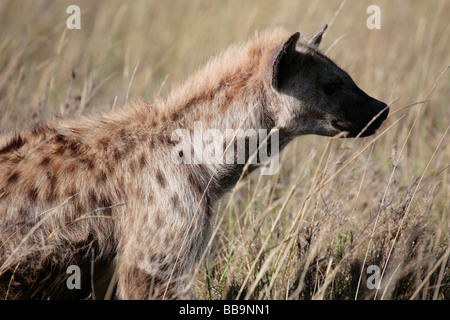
363, 99, 389, 136
328, 91, 388, 138
343, 94, 389, 137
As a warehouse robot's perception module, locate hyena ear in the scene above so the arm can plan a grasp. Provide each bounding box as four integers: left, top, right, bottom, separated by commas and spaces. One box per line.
305, 24, 328, 49
269, 31, 300, 90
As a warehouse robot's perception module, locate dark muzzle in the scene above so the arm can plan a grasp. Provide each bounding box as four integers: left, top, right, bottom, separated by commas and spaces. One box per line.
355, 100, 389, 137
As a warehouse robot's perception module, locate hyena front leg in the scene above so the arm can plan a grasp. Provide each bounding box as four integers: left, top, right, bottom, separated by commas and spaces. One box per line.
116, 262, 187, 300
115, 207, 209, 299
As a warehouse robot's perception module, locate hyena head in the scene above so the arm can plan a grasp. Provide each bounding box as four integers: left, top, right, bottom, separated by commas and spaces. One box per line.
266, 25, 389, 138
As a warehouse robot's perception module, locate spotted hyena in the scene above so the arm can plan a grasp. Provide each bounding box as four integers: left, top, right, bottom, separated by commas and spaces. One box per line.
0, 25, 388, 299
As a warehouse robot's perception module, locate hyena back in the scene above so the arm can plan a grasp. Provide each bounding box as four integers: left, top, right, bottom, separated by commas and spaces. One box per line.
0, 25, 388, 299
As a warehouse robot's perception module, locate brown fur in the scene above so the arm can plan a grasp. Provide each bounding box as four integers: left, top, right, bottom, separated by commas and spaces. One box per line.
0, 26, 388, 299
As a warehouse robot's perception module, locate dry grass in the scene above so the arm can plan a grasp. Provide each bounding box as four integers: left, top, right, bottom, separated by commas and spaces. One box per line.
0, 0, 448, 299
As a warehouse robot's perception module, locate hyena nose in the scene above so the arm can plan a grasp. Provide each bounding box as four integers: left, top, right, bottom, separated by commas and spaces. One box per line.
365, 100, 389, 134
373, 101, 389, 122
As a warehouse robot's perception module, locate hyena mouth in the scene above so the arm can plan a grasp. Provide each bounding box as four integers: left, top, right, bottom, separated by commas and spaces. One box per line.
333, 104, 389, 138
351, 105, 389, 137
356, 105, 390, 137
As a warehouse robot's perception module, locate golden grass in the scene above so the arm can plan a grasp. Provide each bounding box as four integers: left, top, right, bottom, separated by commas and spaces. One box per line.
0, 0, 448, 299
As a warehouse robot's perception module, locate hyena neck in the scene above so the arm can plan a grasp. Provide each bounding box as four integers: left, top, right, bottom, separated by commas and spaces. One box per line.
151, 29, 294, 197
161, 50, 276, 134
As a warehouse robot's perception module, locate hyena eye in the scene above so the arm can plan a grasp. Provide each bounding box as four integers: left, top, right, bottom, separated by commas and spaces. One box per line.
323, 82, 340, 95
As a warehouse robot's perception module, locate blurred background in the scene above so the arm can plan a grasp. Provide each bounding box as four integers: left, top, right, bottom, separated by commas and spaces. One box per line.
0, 0, 448, 299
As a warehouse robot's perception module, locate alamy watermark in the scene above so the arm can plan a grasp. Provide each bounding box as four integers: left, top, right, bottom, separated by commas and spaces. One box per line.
170, 122, 280, 175
66, 265, 81, 290
366, 265, 381, 290
66, 4, 382, 31
66, 5, 81, 30
367, 5, 381, 29
65, 264, 382, 292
